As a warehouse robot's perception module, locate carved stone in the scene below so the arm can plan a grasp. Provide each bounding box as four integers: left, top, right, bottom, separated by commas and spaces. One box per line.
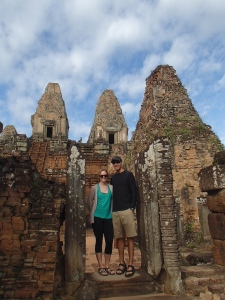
65, 144, 86, 295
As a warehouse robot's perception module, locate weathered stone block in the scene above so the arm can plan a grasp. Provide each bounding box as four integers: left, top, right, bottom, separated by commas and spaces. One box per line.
199, 165, 225, 191
212, 240, 225, 266
214, 151, 225, 164
207, 189, 225, 213
208, 213, 225, 240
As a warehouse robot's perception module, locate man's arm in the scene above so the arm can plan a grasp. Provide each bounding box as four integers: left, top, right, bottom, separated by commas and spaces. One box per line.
128, 172, 137, 210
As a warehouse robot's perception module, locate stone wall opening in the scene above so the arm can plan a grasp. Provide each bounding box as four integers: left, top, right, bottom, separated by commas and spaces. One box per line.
46, 126, 53, 138
108, 133, 114, 144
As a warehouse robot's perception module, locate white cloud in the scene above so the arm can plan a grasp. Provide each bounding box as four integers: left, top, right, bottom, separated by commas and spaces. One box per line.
0, 0, 225, 143
216, 74, 225, 91
121, 102, 141, 117
69, 120, 91, 143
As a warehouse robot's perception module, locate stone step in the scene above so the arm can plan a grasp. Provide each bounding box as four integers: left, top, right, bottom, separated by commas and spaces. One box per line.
184, 276, 225, 296
181, 264, 225, 279
207, 283, 225, 294
99, 293, 199, 299
85, 268, 163, 298
181, 265, 225, 297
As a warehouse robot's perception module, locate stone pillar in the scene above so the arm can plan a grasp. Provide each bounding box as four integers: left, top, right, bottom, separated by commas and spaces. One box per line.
135, 142, 162, 277
65, 144, 86, 295
135, 137, 185, 295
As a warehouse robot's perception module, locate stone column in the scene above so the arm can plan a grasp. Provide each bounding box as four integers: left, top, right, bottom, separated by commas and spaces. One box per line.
65, 144, 86, 295
135, 137, 185, 295
135, 141, 163, 277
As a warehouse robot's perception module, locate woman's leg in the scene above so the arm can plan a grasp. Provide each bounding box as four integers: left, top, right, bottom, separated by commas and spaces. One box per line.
103, 219, 114, 268
92, 217, 104, 268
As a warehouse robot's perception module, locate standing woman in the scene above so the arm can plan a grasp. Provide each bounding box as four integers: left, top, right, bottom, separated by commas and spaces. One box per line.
87, 169, 115, 276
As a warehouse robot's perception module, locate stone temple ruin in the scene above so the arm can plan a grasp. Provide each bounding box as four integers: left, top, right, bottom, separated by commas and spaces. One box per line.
0, 65, 225, 299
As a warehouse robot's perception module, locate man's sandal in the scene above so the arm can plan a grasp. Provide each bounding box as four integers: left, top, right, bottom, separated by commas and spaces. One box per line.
98, 268, 108, 276
116, 263, 127, 275
105, 267, 115, 275
125, 265, 135, 277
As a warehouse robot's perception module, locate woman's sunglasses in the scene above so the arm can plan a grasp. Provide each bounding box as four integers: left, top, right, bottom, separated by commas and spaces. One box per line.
99, 175, 108, 178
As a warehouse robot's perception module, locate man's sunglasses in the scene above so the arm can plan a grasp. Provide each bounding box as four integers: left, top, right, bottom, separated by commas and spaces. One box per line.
112, 160, 121, 165
99, 175, 108, 178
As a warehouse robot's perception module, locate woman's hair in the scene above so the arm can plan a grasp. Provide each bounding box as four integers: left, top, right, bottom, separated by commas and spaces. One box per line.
99, 168, 108, 175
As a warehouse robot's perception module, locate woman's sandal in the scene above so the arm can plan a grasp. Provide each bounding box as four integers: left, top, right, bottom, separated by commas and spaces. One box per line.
98, 268, 108, 276
116, 263, 127, 275
105, 267, 115, 275
125, 265, 135, 277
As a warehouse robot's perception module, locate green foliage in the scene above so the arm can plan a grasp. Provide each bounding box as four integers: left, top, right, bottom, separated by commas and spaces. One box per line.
184, 220, 202, 248
208, 135, 224, 151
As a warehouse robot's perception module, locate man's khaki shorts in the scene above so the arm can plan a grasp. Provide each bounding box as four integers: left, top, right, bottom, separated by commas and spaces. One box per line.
112, 209, 137, 239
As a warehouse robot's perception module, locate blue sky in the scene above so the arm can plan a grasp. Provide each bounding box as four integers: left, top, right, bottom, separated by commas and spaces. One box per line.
0, 0, 225, 145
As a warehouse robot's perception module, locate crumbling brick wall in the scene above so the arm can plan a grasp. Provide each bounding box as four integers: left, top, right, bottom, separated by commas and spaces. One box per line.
0, 155, 66, 299
199, 151, 225, 266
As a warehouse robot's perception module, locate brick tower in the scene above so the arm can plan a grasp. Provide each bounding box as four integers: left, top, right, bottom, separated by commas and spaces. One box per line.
88, 90, 128, 144
31, 83, 69, 141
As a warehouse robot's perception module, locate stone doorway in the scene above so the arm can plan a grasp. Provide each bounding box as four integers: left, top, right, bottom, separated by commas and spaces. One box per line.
65, 140, 183, 295
46, 126, 53, 138
108, 133, 115, 144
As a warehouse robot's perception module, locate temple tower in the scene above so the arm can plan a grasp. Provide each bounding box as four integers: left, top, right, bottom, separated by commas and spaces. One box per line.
88, 90, 128, 144
131, 65, 222, 243
31, 83, 69, 141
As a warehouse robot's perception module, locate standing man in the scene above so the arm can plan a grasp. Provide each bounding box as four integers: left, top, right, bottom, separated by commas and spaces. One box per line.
110, 156, 137, 277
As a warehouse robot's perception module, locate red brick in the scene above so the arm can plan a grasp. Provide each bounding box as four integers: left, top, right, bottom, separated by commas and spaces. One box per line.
22, 198, 29, 205
35, 252, 56, 263
8, 191, 21, 197
19, 192, 25, 198
6, 196, 21, 206
38, 246, 50, 253
0, 191, 9, 196
12, 234, 20, 243
0, 196, 7, 204
15, 290, 32, 299
42, 284, 54, 292
2, 222, 12, 230
20, 206, 29, 215
21, 240, 39, 247
27, 252, 36, 259
39, 271, 54, 283
4, 290, 15, 298
12, 216, 25, 231
1, 230, 13, 239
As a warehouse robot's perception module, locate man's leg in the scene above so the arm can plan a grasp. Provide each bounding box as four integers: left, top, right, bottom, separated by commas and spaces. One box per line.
117, 237, 125, 264
125, 237, 135, 277
115, 237, 127, 274
127, 237, 134, 266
